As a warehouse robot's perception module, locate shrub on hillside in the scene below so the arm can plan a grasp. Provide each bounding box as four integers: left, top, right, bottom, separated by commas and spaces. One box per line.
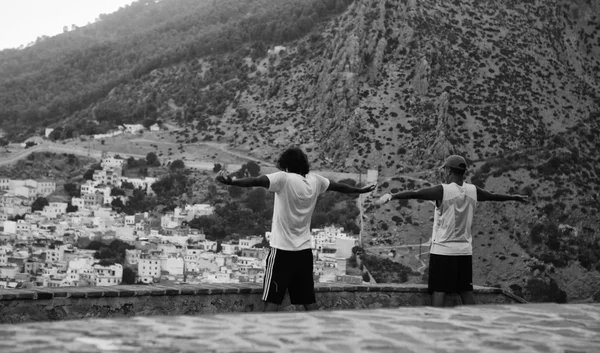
31, 197, 49, 212
91, 239, 135, 265
170, 159, 185, 170
480, 162, 492, 174
529, 223, 544, 244
362, 254, 413, 283
524, 277, 567, 303
470, 173, 485, 188
521, 186, 534, 196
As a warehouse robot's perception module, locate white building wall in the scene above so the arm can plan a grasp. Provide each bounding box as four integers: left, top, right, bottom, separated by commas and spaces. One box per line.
138, 258, 161, 282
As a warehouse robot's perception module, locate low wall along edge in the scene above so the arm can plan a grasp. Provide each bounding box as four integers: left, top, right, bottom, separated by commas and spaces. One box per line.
0, 282, 524, 323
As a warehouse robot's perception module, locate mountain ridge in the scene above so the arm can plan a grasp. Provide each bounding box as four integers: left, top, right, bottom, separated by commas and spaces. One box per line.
1, 0, 599, 302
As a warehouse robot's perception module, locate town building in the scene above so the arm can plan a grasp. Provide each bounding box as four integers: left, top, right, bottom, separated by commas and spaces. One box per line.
93, 263, 123, 286
138, 255, 161, 284
93, 169, 122, 186
100, 154, 126, 169
42, 202, 68, 219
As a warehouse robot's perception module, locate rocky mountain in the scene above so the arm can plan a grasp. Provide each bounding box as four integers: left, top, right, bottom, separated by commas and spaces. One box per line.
1, 0, 599, 302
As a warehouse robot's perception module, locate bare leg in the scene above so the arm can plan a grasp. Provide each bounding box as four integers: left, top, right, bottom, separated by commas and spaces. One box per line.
263, 302, 279, 312
458, 291, 476, 305
303, 302, 319, 311
432, 292, 445, 307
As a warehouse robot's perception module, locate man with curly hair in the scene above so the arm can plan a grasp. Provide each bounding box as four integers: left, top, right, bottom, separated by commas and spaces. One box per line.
217, 147, 375, 311
375, 155, 528, 307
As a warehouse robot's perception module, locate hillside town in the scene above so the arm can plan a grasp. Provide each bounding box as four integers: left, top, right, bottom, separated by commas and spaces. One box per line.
0, 152, 359, 289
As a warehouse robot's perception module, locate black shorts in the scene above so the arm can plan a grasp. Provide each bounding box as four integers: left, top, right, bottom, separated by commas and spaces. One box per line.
262, 247, 315, 305
428, 254, 473, 294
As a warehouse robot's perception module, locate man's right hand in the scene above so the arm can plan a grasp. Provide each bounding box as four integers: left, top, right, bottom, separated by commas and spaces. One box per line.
374, 193, 392, 205
360, 184, 377, 193
216, 170, 232, 185
513, 194, 529, 203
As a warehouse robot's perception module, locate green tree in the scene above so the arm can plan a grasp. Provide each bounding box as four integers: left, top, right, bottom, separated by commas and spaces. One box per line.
362, 272, 370, 282
63, 182, 80, 197
146, 152, 160, 167
111, 198, 125, 211
93, 239, 135, 265
311, 211, 328, 228
351, 246, 364, 255
111, 188, 126, 196
244, 188, 267, 213
122, 267, 136, 284
246, 161, 261, 177
83, 169, 95, 180
94, 247, 117, 260
86, 241, 105, 251
142, 118, 156, 129
206, 184, 218, 202
121, 181, 135, 189
524, 278, 567, 303
151, 173, 188, 198
170, 159, 185, 171
228, 185, 244, 198
363, 254, 412, 283
31, 197, 49, 212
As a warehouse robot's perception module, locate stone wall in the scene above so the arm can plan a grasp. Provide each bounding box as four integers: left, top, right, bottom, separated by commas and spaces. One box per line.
0, 283, 524, 323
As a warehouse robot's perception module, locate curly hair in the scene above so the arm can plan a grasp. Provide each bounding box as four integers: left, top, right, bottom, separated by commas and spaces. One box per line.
276, 147, 310, 176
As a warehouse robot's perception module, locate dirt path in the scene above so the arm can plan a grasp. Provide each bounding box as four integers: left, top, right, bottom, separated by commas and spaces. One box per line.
0, 139, 382, 183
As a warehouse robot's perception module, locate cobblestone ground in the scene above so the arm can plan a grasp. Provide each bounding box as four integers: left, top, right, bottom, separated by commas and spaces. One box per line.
0, 303, 598, 353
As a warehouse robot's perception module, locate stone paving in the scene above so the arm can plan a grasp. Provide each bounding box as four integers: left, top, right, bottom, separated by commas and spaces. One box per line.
0, 303, 598, 353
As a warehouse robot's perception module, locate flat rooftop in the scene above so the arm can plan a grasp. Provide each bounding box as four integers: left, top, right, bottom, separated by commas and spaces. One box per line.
1, 302, 598, 353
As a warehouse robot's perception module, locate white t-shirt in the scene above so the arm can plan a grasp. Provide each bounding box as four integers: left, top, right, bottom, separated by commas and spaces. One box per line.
430, 182, 478, 256
266, 171, 330, 251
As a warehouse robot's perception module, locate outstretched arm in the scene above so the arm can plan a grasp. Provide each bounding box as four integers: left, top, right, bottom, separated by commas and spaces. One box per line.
376, 185, 443, 205
216, 170, 270, 188
476, 187, 528, 203
327, 180, 376, 194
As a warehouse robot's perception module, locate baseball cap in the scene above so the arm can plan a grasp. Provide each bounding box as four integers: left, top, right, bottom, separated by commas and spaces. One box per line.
441, 155, 467, 171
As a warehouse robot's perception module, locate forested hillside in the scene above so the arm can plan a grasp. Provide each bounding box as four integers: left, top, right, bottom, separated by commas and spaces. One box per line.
0, 0, 352, 139
2, 0, 600, 303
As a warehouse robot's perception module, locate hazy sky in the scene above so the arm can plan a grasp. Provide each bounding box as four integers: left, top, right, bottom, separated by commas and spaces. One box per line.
0, 0, 137, 50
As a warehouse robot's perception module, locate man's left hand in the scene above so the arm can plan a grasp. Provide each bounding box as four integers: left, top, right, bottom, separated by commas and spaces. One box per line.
361, 184, 377, 193
216, 170, 232, 185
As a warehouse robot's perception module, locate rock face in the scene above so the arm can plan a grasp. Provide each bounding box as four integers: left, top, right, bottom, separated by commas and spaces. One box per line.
427, 131, 454, 160
297, 0, 599, 169
412, 57, 430, 97
279, 0, 600, 303
435, 92, 454, 133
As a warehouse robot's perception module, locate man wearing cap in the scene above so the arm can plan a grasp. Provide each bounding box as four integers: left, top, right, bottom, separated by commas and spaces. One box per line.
375, 155, 528, 306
